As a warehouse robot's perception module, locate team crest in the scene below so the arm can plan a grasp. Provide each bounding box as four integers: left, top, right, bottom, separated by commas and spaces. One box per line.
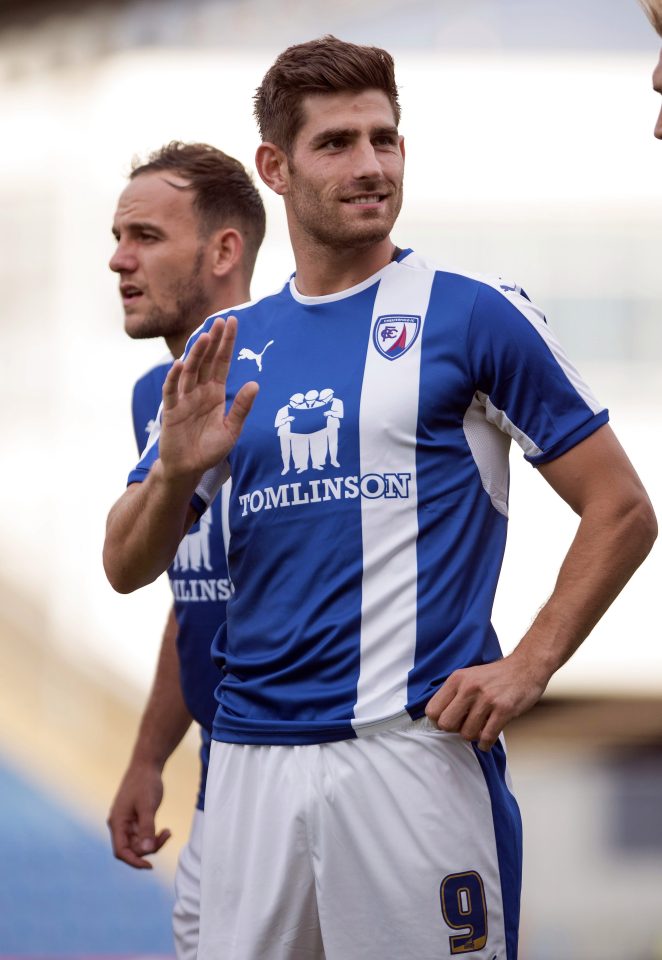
373, 314, 421, 360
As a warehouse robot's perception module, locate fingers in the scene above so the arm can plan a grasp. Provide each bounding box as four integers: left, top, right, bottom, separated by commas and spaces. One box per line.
211, 315, 238, 384
107, 812, 153, 870
196, 318, 226, 387
162, 316, 236, 409
162, 360, 184, 411
425, 669, 504, 750
116, 838, 154, 869
477, 721, 502, 753
225, 380, 259, 441
152, 828, 172, 854
179, 330, 213, 394
136, 803, 160, 857
424, 674, 458, 723
108, 818, 168, 870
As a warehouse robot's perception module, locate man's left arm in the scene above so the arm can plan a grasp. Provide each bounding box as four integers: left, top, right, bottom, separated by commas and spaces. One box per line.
426, 424, 657, 750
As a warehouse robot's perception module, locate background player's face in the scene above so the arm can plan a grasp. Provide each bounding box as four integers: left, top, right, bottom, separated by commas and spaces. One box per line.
109, 171, 212, 346
653, 49, 662, 139
284, 89, 404, 251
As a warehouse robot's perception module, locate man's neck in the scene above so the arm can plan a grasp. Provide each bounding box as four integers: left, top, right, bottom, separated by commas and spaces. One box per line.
165, 286, 251, 358
291, 235, 397, 298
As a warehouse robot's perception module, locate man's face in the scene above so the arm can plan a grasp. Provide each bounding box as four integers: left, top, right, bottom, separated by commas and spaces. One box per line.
109, 171, 211, 344
653, 49, 662, 140
283, 89, 404, 251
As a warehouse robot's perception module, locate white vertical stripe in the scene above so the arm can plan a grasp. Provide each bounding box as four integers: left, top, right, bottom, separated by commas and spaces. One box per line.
352, 262, 435, 730
140, 402, 163, 460
462, 394, 513, 518
221, 478, 232, 570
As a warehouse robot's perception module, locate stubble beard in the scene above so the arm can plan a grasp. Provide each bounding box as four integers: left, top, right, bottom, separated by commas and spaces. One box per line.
126, 247, 209, 343
289, 172, 403, 253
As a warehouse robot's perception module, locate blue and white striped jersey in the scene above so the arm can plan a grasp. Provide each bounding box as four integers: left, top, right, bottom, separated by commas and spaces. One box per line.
128, 250, 608, 746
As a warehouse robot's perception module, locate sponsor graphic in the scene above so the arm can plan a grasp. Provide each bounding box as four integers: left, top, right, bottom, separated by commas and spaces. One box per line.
373, 314, 421, 360
238, 472, 411, 516
173, 507, 213, 573
274, 388, 344, 476
171, 577, 232, 602
236, 386, 412, 517
238, 339, 274, 372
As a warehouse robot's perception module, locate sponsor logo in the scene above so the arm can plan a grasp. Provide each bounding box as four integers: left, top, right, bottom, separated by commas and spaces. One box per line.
238, 472, 411, 516
238, 339, 274, 372
173, 507, 213, 574
275, 387, 343, 476
237, 387, 412, 516
373, 314, 421, 360
171, 577, 233, 602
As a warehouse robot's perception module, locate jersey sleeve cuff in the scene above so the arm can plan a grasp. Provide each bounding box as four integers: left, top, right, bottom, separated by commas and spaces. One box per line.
126, 466, 149, 486
525, 408, 609, 466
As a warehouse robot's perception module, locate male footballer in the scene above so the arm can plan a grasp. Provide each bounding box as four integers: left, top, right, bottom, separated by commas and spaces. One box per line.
106, 141, 265, 960
104, 38, 656, 960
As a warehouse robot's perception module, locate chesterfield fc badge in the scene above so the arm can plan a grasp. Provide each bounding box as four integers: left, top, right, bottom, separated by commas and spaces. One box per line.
373, 314, 421, 360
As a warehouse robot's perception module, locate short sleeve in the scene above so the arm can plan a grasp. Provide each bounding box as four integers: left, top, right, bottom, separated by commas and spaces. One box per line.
466, 281, 608, 465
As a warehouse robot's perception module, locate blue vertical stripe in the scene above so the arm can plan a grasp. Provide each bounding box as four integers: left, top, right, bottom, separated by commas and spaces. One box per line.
472, 741, 523, 960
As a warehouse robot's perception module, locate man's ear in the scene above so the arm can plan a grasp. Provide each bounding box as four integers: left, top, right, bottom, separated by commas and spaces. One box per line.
256, 142, 289, 196
209, 228, 244, 278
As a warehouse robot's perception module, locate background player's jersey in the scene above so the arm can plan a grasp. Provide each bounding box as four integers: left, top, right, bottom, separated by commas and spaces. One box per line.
129, 251, 608, 746
131, 356, 227, 804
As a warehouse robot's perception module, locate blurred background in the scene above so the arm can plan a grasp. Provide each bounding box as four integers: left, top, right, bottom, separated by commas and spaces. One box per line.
0, 0, 660, 956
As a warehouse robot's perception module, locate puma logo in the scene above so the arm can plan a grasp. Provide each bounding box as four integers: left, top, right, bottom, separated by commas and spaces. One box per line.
237, 340, 274, 372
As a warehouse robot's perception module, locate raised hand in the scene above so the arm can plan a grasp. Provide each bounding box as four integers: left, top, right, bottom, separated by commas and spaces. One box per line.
159, 316, 258, 483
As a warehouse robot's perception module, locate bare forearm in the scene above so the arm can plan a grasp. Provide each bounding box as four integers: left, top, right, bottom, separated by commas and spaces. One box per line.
107, 607, 189, 868
513, 478, 657, 686
103, 461, 199, 593
128, 606, 192, 770
426, 426, 656, 750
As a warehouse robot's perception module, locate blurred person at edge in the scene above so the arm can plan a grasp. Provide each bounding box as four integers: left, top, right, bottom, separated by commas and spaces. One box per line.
106, 141, 265, 960
639, 0, 662, 136
104, 38, 657, 960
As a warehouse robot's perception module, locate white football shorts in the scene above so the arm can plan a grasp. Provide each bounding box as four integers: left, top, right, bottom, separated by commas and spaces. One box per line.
173, 806, 203, 960
198, 717, 522, 960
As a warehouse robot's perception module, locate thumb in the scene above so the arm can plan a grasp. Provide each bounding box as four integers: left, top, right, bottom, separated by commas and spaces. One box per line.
225, 381, 259, 440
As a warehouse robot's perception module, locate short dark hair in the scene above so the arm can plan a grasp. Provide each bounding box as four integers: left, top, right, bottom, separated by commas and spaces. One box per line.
639, 0, 662, 36
254, 35, 401, 153
131, 141, 266, 274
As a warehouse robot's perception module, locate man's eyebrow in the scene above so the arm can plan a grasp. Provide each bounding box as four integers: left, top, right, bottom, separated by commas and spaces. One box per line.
111, 220, 166, 238
310, 124, 399, 147
310, 127, 355, 147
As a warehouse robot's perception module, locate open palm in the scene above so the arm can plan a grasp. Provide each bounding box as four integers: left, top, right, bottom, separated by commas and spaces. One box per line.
159, 316, 258, 481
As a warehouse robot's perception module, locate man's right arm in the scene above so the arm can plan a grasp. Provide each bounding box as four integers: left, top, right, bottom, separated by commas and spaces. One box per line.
107, 605, 191, 869
103, 316, 258, 594
104, 464, 200, 593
